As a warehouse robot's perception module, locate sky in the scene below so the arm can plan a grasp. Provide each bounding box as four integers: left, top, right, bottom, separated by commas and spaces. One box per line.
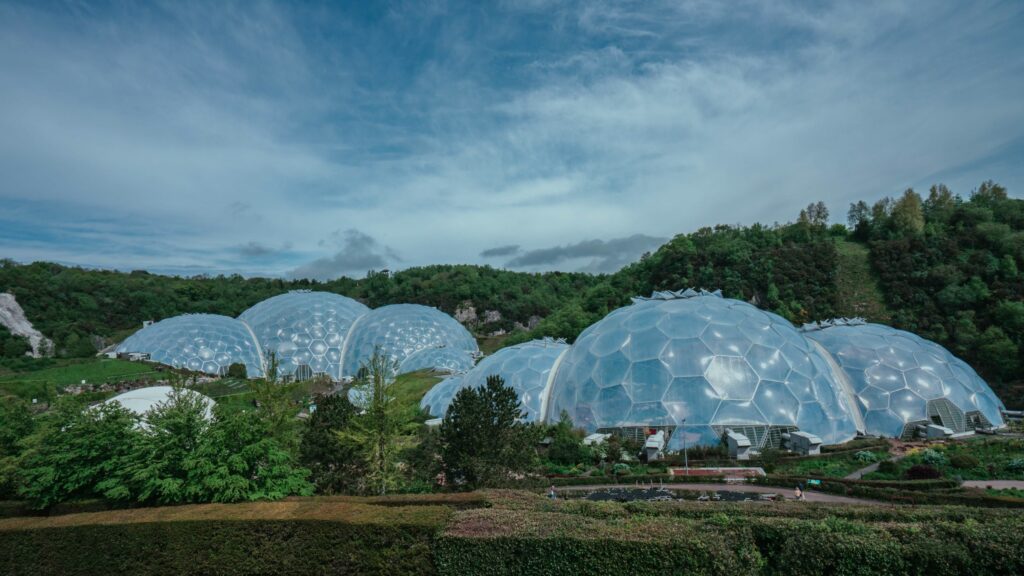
1, 0, 1022, 280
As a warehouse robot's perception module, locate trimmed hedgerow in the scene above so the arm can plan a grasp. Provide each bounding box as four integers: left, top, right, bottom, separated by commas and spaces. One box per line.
437, 504, 1024, 576
3, 491, 1024, 575
434, 508, 763, 576
0, 501, 450, 576
758, 475, 1024, 508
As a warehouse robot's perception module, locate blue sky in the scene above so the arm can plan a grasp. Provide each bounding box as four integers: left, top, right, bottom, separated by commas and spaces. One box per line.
1, 1, 1022, 279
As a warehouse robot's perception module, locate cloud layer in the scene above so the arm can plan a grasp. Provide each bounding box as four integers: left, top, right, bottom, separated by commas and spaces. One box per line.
0, 1, 1021, 278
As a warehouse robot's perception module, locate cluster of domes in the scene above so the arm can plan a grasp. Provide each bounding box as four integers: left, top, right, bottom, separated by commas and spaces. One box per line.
116, 291, 478, 381
422, 290, 1006, 448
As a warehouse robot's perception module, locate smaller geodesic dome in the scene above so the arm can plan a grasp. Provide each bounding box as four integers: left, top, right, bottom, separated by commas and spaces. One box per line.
342, 304, 478, 378
803, 319, 1006, 438
399, 346, 476, 375
545, 289, 860, 450
238, 291, 369, 381
103, 386, 215, 420
116, 314, 265, 378
450, 338, 571, 422
420, 373, 466, 417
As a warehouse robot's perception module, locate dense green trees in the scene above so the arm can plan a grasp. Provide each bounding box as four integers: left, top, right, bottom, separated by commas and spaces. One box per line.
439, 375, 539, 488
16, 398, 139, 508
0, 260, 597, 356
9, 387, 312, 509
862, 182, 1023, 405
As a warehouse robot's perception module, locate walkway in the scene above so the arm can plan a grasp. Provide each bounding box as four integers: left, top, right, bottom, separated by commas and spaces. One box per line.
961, 480, 1024, 490
556, 483, 882, 505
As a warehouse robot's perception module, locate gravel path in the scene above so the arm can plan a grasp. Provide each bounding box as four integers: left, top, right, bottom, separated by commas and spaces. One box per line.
555, 483, 882, 505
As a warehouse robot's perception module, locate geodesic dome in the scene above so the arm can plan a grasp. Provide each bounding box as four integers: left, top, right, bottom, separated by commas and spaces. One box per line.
103, 385, 215, 420
803, 320, 1006, 437
116, 314, 264, 378
449, 338, 570, 422
399, 346, 476, 375
420, 373, 466, 418
342, 304, 478, 377
238, 291, 369, 380
546, 290, 859, 449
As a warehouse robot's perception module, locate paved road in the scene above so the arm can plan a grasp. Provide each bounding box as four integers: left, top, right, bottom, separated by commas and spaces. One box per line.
962, 480, 1024, 490
555, 483, 881, 505
845, 461, 882, 480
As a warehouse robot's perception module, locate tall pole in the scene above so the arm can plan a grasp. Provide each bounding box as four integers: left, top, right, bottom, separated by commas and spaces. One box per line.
682, 418, 688, 476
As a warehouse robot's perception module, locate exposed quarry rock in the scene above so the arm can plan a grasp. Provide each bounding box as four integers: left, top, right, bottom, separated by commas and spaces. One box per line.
482, 309, 502, 323
0, 292, 54, 357
454, 302, 478, 324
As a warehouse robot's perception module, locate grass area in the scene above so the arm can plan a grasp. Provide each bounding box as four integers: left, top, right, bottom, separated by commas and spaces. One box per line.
0, 358, 159, 385
834, 239, 891, 321
771, 448, 890, 478
864, 438, 1024, 481
392, 370, 443, 414
0, 358, 161, 401
477, 335, 510, 355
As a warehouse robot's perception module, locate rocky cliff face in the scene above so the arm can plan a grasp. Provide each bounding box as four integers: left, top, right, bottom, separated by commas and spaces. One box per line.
0, 292, 53, 357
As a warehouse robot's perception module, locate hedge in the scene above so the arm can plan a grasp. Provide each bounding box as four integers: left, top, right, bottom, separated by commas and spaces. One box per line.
434, 508, 762, 576
758, 475, 1024, 508
437, 504, 1024, 576
4, 491, 1024, 575
0, 501, 450, 576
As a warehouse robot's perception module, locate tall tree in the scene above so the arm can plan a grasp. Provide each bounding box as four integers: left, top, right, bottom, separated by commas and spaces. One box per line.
440, 375, 538, 488
250, 351, 301, 450
341, 349, 404, 495
299, 393, 362, 494
120, 386, 212, 504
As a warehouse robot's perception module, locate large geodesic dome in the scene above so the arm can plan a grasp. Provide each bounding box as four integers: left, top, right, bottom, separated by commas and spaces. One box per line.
545, 290, 860, 449
238, 291, 369, 380
103, 386, 215, 420
116, 314, 265, 378
399, 346, 476, 375
453, 338, 570, 422
342, 304, 478, 378
803, 320, 1006, 438
419, 373, 466, 418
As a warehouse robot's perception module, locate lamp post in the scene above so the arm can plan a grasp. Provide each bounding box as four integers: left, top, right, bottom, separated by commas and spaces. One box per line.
682, 418, 688, 476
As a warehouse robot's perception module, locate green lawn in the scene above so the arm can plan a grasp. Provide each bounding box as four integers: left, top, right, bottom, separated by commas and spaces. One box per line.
391, 370, 443, 414
0, 358, 161, 401
834, 240, 891, 322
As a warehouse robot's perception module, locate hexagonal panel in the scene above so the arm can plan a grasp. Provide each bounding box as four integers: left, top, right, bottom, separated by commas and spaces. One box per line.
704, 356, 758, 401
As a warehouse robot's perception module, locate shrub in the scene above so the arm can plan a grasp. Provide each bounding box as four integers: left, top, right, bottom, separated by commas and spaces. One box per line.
905, 464, 942, 480
949, 453, 980, 470
612, 463, 631, 476
225, 363, 248, 379
920, 449, 948, 468
854, 451, 879, 463
1006, 458, 1024, 473
877, 460, 900, 475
